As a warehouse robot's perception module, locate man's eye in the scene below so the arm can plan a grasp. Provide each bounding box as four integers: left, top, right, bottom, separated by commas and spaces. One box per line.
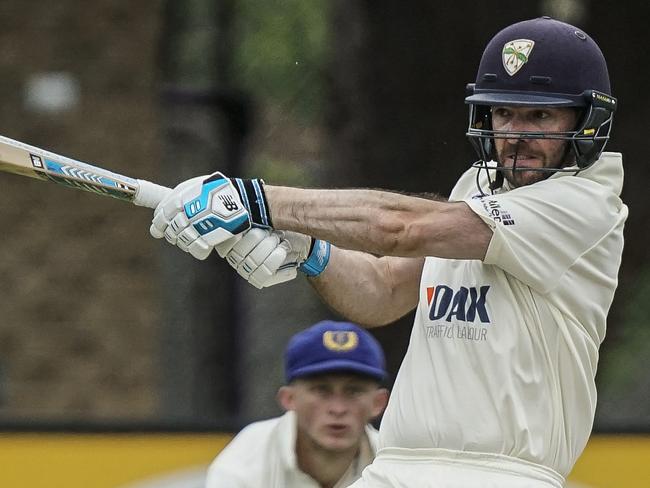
535, 111, 550, 119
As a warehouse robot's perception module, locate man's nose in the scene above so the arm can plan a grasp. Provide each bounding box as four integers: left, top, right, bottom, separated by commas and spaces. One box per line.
327, 395, 349, 416
503, 116, 531, 143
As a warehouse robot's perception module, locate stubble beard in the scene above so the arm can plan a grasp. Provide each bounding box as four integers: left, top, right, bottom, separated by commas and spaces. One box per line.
497, 140, 573, 188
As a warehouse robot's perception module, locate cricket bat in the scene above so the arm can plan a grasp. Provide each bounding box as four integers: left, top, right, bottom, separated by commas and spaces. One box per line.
0, 134, 171, 208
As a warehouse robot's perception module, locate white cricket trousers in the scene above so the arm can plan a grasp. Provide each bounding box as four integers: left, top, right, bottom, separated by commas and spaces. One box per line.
347, 447, 566, 488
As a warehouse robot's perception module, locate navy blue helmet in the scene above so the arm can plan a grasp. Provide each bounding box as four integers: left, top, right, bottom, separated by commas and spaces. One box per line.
465, 17, 617, 189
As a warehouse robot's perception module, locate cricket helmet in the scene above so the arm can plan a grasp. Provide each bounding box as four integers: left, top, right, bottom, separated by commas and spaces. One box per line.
465, 17, 617, 189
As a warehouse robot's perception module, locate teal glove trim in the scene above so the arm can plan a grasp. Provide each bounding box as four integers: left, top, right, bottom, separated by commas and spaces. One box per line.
299, 239, 331, 277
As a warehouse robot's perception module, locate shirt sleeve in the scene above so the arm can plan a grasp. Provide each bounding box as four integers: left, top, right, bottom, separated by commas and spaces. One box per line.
464, 175, 624, 294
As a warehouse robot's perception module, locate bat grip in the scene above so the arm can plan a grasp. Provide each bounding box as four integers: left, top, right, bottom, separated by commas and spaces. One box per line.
134, 179, 172, 209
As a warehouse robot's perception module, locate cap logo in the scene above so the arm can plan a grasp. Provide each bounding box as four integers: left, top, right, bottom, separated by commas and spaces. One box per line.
323, 331, 359, 352
502, 39, 535, 76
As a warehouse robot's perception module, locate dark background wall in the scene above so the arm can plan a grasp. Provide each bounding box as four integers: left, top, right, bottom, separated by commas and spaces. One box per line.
0, 0, 647, 430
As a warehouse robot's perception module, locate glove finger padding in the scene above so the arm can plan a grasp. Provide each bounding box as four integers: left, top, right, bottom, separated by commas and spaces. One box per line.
237, 233, 283, 279
150, 210, 169, 239
223, 228, 272, 265
246, 243, 297, 288
150, 175, 208, 239
176, 225, 201, 251
249, 264, 298, 289
222, 228, 317, 288
187, 238, 213, 260
214, 234, 243, 258
164, 212, 191, 244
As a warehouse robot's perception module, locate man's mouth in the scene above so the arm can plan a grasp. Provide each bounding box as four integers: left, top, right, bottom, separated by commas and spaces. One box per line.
505, 154, 540, 168
324, 423, 350, 436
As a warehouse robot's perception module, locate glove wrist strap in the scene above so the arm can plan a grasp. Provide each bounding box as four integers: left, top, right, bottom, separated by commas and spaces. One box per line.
232, 178, 273, 228
299, 239, 331, 277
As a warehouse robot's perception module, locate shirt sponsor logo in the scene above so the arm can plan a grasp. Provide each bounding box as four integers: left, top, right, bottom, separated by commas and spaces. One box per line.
426, 285, 491, 323
424, 284, 492, 342
481, 198, 515, 225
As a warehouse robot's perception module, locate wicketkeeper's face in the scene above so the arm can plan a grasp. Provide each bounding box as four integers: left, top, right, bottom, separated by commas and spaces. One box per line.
492, 106, 578, 187
279, 373, 388, 453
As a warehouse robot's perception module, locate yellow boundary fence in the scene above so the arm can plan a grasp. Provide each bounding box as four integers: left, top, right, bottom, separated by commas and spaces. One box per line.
0, 433, 648, 487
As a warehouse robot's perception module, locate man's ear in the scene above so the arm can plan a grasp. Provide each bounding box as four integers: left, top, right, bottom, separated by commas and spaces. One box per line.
277, 385, 295, 412
371, 388, 390, 418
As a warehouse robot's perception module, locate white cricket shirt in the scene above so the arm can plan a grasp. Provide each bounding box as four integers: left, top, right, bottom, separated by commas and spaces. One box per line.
378, 152, 627, 478
205, 410, 378, 488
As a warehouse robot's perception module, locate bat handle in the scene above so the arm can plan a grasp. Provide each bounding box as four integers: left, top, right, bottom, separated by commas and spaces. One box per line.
134, 179, 172, 209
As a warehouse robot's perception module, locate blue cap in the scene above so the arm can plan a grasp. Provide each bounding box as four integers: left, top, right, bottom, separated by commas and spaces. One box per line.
285, 321, 387, 383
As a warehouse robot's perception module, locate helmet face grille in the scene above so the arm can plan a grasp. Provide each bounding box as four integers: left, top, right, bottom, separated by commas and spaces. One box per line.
465, 100, 615, 195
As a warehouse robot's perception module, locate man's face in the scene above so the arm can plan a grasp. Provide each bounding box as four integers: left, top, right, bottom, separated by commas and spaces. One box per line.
491, 106, 578, 187
279, 373, 388, 453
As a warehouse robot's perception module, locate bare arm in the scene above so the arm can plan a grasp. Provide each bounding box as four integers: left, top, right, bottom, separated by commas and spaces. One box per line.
310, 246, 424, 328
256, 185, 489, 326
265, 186, 492, 260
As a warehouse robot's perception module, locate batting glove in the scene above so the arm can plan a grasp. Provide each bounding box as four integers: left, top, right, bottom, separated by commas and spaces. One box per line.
150, 172, 272, 260
216, 228, 331, 288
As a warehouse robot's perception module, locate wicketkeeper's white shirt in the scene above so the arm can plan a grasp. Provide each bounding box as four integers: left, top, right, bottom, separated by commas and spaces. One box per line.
378, 152, 627, 479
205, 410, 378, 488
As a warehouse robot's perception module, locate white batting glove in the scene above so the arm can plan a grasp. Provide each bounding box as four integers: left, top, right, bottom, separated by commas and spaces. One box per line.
216, 228, 331, 288
150, 172, 272, 260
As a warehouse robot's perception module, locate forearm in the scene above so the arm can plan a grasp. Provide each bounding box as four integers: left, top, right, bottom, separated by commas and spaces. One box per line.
265, 186, 490, 260
307, 246, 423, 328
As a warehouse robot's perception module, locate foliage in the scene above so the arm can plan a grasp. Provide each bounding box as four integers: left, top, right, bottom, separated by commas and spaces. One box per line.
248, 157, 318, 187
233, 0, 329, 122
597, 266, 650, 403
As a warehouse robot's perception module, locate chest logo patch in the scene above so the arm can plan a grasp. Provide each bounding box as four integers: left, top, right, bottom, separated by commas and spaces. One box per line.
426, 285, 491, 324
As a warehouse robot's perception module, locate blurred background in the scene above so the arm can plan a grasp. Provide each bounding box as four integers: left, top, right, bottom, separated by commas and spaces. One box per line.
0, 0, 648, 486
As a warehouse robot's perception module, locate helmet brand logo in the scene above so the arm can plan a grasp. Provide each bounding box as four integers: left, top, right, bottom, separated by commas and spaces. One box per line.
502, 39, 535, 76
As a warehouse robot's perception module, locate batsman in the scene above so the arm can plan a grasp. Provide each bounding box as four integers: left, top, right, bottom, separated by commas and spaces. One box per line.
150, 17, 627, 488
